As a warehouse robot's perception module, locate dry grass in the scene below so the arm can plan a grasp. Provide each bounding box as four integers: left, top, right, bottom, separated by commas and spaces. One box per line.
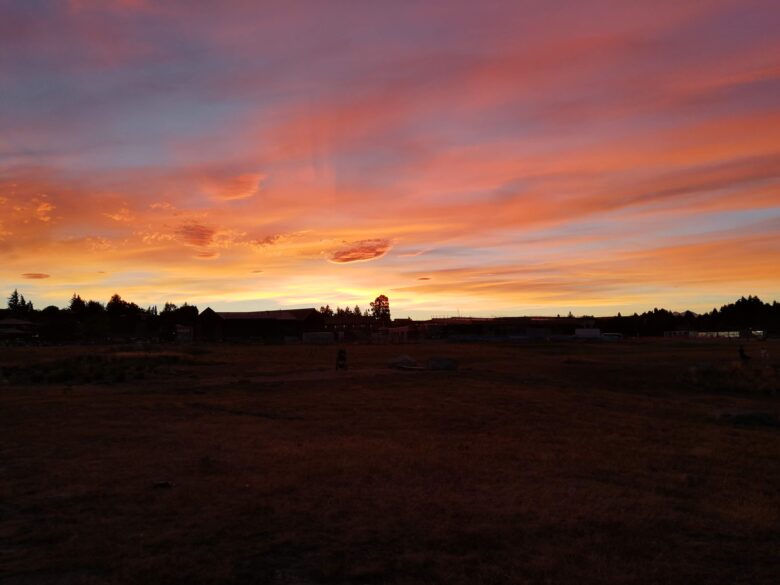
1, 340, 779, 584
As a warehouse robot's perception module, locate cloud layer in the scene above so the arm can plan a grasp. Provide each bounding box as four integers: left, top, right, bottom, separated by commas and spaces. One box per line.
0, 0, 778, 316
21, 273, 50, 280
329, 240, 392, 264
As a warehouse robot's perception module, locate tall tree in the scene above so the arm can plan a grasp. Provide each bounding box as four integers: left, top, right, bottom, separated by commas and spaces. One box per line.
370, 294, 391, 325
7, 289, 19, 311
85, 300, 105, 314
69, 294, 86, 314
107, 293, 126, 315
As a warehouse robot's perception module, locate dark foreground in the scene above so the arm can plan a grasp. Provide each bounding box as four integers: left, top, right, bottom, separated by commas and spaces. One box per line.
1, 340, 779, 584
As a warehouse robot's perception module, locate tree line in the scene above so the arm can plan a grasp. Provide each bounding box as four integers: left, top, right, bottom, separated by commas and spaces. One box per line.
4, 290, 780, 341
2, 290, 394, 342
583, 295, 780, 336
319, 294, 392, 326
3, 290, 198, 343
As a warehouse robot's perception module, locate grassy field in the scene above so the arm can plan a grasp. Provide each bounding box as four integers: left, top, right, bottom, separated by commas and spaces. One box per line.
1, 340, 779, 584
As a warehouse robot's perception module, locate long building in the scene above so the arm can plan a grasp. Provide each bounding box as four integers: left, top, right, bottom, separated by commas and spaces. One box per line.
198, 308, 326, 343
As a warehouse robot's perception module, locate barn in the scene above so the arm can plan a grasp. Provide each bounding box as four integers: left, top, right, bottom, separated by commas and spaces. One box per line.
197, 308, 326, 343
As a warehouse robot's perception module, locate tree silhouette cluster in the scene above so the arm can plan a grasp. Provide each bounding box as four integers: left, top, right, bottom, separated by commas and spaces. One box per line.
4, 291, 780, 344
6, 289, 34, 315
370, 294, 391, 325
318, 304, 363, 319
320, 294, 392, 328
593, 296, 780, 336
3, 291, 198, 343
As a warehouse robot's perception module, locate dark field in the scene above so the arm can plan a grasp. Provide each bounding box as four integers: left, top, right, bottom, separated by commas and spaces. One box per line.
1, 340, 779, 584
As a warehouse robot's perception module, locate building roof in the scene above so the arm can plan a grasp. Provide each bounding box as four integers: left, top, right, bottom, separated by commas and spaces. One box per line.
0, 318, 34, 327
202, 308, 319, 321
0, 328, 28, 336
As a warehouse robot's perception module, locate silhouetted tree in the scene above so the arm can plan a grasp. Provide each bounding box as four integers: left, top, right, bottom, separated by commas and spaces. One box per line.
105, 293, 143, 339
159, 302, 198, 341
8, 289, 19, 313
174, 303, 198, 337
7, 289, 20, 312
39, 305, 79, 343
370, 294, 391, 325
8, 291, 33, 314
69, 294, 86, 314
107, 294, 126, 315
85, 300, 105, 314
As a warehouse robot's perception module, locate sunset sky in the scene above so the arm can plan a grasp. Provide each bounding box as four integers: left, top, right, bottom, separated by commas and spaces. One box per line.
1, 0, 778, 318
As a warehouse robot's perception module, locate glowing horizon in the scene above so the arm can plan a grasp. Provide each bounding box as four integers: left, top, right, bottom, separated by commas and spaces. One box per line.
1, 0, 779, 319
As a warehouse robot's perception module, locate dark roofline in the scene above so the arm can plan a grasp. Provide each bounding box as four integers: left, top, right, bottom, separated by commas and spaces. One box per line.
199, 308, 320, 321
0, 318, 35, 326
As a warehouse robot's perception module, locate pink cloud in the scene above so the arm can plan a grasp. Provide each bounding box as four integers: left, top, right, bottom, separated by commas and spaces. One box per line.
329, 239, 392, 263
22, 273, 50, 279
176, 224, 215, 247
200, 172, 264, 201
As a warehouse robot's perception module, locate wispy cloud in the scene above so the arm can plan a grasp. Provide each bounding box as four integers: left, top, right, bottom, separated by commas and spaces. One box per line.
21, 273, 50, 279
200, 172, 264, 201
176, 224, 215, 247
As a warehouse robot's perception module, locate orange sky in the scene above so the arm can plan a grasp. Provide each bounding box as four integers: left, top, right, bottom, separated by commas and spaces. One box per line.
1, 0, 778, 317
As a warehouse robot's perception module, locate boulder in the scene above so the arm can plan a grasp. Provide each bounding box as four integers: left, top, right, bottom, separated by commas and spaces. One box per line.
718, 410, 780, 428
427, 357, 459, 371
387, 355, 418, 369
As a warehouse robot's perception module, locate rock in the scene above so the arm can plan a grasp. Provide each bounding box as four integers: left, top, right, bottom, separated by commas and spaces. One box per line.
387, 355, 418, 369
427, 357, 459, 371
718, 411, 780, 428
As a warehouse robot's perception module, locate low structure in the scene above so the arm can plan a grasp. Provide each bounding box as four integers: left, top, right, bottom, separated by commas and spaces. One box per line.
302, 331, 335, 344
175, 324, 194, 343
198, 308, 325, 343
664, 330, 744, 339
0, 318, 36, 343
575, 328, 602, 339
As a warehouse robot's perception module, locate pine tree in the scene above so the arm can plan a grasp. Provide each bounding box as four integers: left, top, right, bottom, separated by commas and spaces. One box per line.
7, 289, 19, 311
69, 294, 86, 314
